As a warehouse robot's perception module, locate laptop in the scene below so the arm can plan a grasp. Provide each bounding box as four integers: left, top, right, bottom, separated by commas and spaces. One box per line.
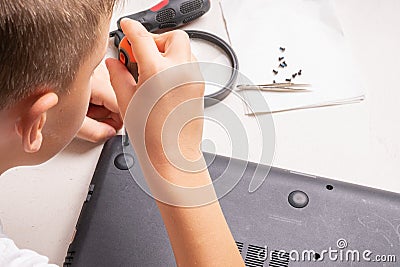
64, 135, 400, 266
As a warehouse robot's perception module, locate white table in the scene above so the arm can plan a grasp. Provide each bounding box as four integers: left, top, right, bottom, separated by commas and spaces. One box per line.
0, 0, 399, 265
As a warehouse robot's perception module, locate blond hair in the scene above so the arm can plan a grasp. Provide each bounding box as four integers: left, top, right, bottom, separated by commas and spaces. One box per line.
0, 0, 116, 109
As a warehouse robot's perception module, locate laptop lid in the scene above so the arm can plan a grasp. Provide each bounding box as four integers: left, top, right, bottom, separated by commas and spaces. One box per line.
64, 136, 400, 266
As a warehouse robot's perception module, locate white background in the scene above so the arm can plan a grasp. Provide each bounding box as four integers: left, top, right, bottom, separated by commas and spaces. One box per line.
0, 0, 399, 265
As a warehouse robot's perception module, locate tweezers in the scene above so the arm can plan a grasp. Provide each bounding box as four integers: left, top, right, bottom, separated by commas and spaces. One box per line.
236, 83, 311, 92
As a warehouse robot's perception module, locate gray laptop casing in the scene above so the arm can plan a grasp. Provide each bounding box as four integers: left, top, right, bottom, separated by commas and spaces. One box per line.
64, 136, 400, 266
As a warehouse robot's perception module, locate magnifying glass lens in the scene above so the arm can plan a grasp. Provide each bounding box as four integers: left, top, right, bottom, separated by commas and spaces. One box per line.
190, 38, 233, 97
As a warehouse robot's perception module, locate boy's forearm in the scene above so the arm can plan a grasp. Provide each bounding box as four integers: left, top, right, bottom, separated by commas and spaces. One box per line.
129, 118, 244, 266
151, 159, 245, 267
157, 198, 244, 266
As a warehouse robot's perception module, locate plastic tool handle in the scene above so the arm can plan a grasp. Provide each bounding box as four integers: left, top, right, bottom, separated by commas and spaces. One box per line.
115, 0, 211, 79
118, 36, 139, 81
117, 0, 211, 32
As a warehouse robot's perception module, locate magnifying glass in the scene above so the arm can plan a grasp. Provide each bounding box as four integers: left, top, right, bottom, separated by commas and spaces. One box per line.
185, 30, 239, 107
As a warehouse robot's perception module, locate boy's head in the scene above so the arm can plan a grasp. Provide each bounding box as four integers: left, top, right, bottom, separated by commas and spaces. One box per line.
0, 0, 116, 172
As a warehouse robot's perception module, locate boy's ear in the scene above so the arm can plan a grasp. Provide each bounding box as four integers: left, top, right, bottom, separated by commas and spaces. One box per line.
15, 92, 59, 153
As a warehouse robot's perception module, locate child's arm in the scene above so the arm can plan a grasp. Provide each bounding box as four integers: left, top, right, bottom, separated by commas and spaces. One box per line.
106, 19, 244, 266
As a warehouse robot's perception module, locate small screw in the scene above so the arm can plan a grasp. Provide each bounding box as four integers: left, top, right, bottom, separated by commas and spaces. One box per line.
279, 57, 284, 61
292, 73, 297, 79
298, 69, 302, 76
280, 47, 286, 52
282, 61, 287, 67
273, 69, 278, 75
285, 78, 292, 82
279, 63, 285, 68
273, 80, 276, 83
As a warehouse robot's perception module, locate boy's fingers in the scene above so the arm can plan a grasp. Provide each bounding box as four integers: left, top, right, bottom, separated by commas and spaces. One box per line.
105, 58, 136, 118
157, 30, 191, 61
87, 104, 112, 120
86, 105, 123, 130
90, 79, 119, 114
120, 19, 162, 67
77, 117, 117, 143
90, 63, 120, 113
102, 116, 123, 131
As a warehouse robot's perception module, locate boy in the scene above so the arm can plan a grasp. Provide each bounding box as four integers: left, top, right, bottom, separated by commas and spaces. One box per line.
0, 0, 244, 266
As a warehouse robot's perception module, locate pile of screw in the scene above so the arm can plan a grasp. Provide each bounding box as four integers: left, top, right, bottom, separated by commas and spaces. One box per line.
272, 47, 302, 83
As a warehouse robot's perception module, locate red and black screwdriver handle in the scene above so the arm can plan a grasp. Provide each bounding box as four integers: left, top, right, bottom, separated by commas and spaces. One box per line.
111, 0, 211, 80
117, 0, 211, 33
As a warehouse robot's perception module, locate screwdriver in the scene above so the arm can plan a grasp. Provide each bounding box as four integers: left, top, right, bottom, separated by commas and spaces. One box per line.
110, 0, 211, 79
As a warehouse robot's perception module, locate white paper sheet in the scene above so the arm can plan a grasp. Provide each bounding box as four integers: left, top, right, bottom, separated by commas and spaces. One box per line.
220, 0, 365, 114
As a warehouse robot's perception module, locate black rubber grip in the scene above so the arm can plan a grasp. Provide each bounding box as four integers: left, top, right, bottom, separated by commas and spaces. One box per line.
117, 0, 211, 33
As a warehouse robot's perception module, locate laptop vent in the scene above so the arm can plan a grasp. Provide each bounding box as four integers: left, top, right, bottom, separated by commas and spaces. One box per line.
85, 184, 95, 202
245, 244, 267, 267
268, 250, 289, 267
63, 250, 75, 267
235, 241, 244, 254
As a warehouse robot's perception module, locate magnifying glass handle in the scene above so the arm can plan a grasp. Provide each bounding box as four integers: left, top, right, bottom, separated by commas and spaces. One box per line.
117, 0, 211, 32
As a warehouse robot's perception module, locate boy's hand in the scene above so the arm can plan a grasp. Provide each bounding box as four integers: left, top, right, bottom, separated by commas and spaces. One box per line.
106, 19, 204, 166
77, 63, 123, 143
106, 19, 196, 117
